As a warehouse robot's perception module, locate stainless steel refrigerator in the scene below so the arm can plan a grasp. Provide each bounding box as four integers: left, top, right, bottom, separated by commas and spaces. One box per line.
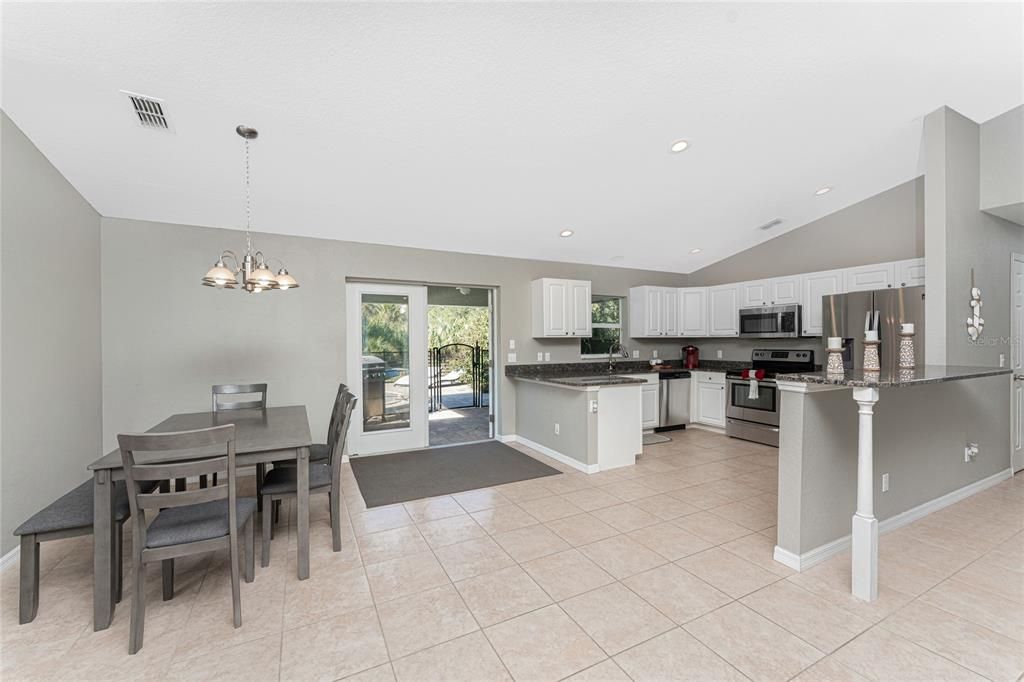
821, 287, 925, 371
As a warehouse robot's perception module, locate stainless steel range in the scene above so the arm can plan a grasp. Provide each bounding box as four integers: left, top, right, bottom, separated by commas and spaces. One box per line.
725, 349, 815, 447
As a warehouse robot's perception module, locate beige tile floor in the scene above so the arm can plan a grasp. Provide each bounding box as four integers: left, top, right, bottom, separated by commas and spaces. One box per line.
2, 429, 1022, 681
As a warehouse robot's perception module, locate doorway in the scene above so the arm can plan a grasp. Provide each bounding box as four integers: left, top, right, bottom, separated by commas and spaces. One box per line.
427, 286, 494, 446
1012, 253, 1023, 473
346, 282, 429, 455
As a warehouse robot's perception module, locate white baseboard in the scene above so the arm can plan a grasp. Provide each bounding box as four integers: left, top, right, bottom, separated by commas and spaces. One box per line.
687, 423, 726, 435
775, 467, 1013, 572
0, 544, 20, 573
499, 434, 599, 474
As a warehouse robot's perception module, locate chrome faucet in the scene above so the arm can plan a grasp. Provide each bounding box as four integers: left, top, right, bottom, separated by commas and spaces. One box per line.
607, 341, 629, 373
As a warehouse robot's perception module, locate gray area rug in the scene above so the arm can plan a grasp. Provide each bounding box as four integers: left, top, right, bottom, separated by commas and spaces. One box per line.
642, 433, 672, 445
349, 440, 562, 508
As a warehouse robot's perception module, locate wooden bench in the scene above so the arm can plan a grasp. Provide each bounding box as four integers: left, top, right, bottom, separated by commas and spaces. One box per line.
13, 480, 131, 624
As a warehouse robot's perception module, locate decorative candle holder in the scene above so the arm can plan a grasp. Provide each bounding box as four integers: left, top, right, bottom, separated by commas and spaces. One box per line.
898, 332, 916, 369
863, 340, 881, 372
827, 349, 845, 374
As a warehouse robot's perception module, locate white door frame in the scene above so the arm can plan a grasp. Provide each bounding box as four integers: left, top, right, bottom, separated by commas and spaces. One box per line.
346, 282, 429, 455
1012, 253, 1024, 473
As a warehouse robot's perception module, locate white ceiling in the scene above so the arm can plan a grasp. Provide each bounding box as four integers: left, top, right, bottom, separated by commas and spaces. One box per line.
3, 2, 1022, 273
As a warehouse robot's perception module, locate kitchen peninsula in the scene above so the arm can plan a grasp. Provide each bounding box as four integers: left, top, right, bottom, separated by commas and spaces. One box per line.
773, 365, 1013, 602
505, 359, 741, 472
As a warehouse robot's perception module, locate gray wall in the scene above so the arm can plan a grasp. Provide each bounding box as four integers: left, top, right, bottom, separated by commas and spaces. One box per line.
1, 112, 102, 555
513, 381, 596, 467
100, 218, 687, 452
778, 375, 1011, 555
980, 105, 1024, 224
923, 106, 1024, 368
688, 178, 924, 286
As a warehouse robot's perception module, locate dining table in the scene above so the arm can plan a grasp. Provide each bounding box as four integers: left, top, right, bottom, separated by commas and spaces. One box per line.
88, 405, 312, 631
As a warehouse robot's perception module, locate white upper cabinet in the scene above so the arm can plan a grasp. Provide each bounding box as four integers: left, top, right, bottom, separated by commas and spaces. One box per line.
708, 284, 740, 336
662, 288, 680, 336
845, 263, 897, 292
770, 275, 803, 305
739, 276, 802, 308
629, 286, 681, 337
739, 280, 770, 307
895, 258, 925, 287
532, 278, 591, 337
802, 269, 846, 336
680, 287, 708, 337
569, 280, 593, 336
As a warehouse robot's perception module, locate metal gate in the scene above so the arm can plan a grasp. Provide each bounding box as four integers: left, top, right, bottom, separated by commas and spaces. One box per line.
428, 343, 488, 411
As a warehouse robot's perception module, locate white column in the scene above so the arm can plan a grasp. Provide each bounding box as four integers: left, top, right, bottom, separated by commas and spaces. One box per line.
851, 387, 880, 601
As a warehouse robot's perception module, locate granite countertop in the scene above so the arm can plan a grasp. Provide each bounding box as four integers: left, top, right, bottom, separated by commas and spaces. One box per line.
513, 375, 649, 388
505, 359, 743, 380
776, 365, 1012, 388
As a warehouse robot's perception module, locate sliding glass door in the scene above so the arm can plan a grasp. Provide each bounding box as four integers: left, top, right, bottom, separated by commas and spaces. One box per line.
346, 282, 428, 455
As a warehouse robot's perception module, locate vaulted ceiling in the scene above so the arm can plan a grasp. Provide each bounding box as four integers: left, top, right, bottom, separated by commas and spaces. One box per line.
3, 2, 1021, 273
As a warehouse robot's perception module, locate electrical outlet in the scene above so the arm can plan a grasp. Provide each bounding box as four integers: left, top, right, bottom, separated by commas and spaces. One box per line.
632, 350, 640, 358
652, 350, 659, 358
544, 352, 551, 362
537, 352, 544, 362
881, 473, 889, 492
509, 339, 516, 350
507, 352, 517, 363
717, 350, 723, 359
999, 353, 1006, 368
589, 399, 598, 413
965, 443, 979, 462
554, 423, 560, 435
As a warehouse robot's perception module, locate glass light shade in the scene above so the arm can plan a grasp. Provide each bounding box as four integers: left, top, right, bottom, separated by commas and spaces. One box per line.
247, 264, 278, 289
202, 261, 237, 288
275, 268, 299, 290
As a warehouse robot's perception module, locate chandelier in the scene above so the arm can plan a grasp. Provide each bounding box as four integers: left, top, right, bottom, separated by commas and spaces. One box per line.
202, 125, 299, 293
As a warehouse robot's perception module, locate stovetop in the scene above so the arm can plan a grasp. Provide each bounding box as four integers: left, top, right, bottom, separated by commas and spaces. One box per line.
726, 349, 816, 380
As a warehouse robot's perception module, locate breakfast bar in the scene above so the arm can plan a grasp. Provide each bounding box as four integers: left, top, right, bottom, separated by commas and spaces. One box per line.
774, 366, 1013, 602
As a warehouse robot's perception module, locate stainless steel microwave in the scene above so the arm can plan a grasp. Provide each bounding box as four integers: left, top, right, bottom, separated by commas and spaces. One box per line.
738, 304, 801, 338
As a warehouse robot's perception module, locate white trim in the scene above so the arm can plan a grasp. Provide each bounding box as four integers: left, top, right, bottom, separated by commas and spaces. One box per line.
686, 423, 726, 435
499, 434, 599, 474
0, 544, 20, 573
775, 467, 1012, 571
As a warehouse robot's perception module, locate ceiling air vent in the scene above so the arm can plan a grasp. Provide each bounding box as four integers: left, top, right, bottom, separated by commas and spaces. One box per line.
121, 91, 173, 131
757, 218, 783, 231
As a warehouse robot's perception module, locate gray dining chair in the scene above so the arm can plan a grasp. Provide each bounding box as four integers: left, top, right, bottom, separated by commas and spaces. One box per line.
260, 392, 356, 567
118, 424, 256, 655
209, 383, 268, 490
271, 383, 348, 521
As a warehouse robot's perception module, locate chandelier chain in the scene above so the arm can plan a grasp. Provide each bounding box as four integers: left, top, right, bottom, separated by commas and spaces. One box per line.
244, 137, 252, 256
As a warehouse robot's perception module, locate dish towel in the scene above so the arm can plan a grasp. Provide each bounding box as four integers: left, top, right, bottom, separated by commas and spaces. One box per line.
742, 369, 766, 399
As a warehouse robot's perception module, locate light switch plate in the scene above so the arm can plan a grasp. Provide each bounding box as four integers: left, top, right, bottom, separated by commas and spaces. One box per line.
999, 353, 1006, 367
652, 350, 659, 358
536, 352, 544, 362
544, 352, 551, 361
717, 350, 723, 359
507, 352, 517, 363
632, 350, 640, 358
509, 339, 516, 350
881, 473, 889, 492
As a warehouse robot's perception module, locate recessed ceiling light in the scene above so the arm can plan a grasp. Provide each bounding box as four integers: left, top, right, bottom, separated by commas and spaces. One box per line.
560, 229, 574, 238
689, 248, 703, 254
670, 139, 690, 153
757, 218, 784, 231
814, 186, 833, 196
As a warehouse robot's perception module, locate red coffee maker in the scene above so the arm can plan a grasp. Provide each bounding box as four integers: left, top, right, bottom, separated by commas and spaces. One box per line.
682, 345, 700, 369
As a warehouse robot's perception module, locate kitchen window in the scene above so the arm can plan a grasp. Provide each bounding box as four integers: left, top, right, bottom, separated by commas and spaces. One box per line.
581, 295, 623, 358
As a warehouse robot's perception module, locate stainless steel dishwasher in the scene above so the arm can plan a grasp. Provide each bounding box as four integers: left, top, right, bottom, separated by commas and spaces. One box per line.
657, 371, 691, 431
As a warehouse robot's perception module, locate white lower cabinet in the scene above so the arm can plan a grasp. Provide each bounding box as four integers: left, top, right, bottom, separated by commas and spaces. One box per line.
625, 374, 661, 431
690, 371, 726, 428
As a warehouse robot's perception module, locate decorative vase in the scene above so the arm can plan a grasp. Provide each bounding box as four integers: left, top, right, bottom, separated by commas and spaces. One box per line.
827, 349, 845, 374
898, 332, 915, 369
863, 340, 880, 372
